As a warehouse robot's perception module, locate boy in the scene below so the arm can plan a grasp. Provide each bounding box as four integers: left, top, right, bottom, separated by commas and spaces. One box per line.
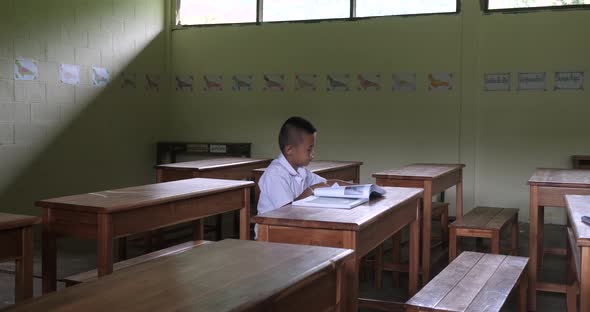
256, 117, 327, 233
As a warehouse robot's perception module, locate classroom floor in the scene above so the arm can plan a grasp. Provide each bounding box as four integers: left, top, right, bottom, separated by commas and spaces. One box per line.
0, 222, 569, 311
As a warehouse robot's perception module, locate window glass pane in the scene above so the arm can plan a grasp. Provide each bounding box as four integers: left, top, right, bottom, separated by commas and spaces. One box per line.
263, 0, 350, 22
488, 0, 587, 10
356, 0, 457, 17
177, 0, 256, 25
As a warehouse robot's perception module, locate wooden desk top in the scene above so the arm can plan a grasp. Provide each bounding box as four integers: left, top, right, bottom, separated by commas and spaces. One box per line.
566, 195, 590, 247
36, 178, 254, 214
528, 168, 590, 187
372, 163, 465, 180
7, 239, 353, 312
251, 187, 422, 231
0, 213, 39, 231
253, 160, 363, 174
154, 157, 271, 170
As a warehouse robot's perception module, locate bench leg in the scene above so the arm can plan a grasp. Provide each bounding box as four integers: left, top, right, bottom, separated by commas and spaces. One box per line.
193, 220, 204, 240
391, 232, 401, 288
449, 228, 457, 262
374, 244, 383, 289
491, 231, 500, 254
15, 226, 33, 302
441, 207, 449, 246
512, 216, 519, 256
567, 243, 578, 312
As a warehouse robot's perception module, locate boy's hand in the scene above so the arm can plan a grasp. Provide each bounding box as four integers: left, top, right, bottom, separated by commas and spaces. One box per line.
294, 179, 355, 201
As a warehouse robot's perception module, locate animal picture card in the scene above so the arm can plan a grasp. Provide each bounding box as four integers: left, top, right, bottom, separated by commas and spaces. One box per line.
232, 74, 253, 91
428, 72, 454, 91
326, 74, 350, 92
92, 67, 110, 86
294, 73, 318, 91
517, 72, 546, 91
203, 74, 223, 91
484, 73, 511, 91
14, 58, 38, 81
120, 72, 137, 89
392, 73, 417, 92
175, 75, 194, 92
357, 73, 382, 91
145, 74, 161, 92
554, 71, 584, 90
263, 74, 285, 92
60, 64, 80, 85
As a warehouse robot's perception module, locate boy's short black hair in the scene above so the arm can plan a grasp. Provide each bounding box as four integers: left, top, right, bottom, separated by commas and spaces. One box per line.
278, 116, 317, 153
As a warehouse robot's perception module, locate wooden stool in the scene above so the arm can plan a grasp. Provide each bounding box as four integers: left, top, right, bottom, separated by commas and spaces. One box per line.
405, 252, 529, 312
449, 207, 518, 262
374, 202, 449, 288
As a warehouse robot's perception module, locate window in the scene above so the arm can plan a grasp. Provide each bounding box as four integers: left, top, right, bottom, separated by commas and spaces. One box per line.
487, 0, 588, 10
176, 0, 257, 26
356, 0, 457, 17
263, 0, 350, 22
176, 0, 459, 26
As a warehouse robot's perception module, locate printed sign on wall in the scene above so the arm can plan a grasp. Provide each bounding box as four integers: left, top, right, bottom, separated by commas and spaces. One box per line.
484, 73, 511, 91
392, 73, 416, 92
517, 72, 546, 91
14, 58, 38, 81
326, 74, 350, 92
554, 71, 584, 90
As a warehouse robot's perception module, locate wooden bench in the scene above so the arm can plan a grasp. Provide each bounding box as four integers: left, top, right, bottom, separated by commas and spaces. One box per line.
405, 251, 529, 312
64, 240, 211, 286
449, 207, 518, 261
374, 202, 449, 288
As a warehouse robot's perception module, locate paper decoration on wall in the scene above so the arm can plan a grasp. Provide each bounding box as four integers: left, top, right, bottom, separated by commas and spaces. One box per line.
554, 71, 584, 90
517, 72, 546, 91
203, 74, 223, 91
120, 73, 137, 89
326, 74, 350, 92
428, 73, 453, 91
60, 64, 80, 85
263, 74, 285, 91
14, 58, 38, 81
392, 73, 416, 92
92, 67, 110, 86
357, 73, 382, 91
232, 74, 253, 91
484, 73, 511, 91
176, 75, 194, 92
145, 74, 160, 92
295, 73, 318, 91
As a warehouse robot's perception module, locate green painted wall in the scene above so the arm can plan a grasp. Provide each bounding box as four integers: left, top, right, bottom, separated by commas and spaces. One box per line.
0, 0, 169, 217
169, 1, 590, 224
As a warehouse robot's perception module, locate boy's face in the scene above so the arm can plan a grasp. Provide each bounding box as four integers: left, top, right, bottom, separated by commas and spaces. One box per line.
285, 132, 316, 167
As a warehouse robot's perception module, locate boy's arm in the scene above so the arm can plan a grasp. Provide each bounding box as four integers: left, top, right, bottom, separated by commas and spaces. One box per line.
258, 174, 294, 213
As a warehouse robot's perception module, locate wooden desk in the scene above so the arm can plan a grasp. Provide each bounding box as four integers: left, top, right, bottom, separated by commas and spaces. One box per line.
252, 187, 423, 311
0, 213, 39, 303
528, 168, 590, 310
565, 195, 590, 312
372, 163, 464, 283
37, 178, 253, 294
252, 160, 363, 205
8, 240, 354, 312
573, 155, 590, 169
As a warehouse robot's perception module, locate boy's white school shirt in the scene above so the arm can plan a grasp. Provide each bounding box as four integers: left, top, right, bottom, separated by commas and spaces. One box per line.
255, 154, 326, 238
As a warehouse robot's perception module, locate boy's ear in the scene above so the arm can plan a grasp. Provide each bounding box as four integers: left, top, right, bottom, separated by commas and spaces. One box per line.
284, 145, 294, 156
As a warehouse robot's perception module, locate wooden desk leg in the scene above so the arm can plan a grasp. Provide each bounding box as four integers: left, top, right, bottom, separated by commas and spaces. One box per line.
449, 227, 457, 262
97, 214, 114, 277
528, 185, 538, 311
240, 188, 251, 240
391, 232, 401, 288
512, 216, 519, 256
538, 206, 545, 271
456, 177, 463, 221
581, 247, 590, 312
374, 244, 383, 289
192, 220, 204, 240
42, 208, 57, 294
354, 166, 360, 184
342, 231, 358, 312
518, 272, 528, 312
409, 207, 420, 296
15, 226, 33, 302
491, 230, 500, 254
422, 181, 433, 284
566, 242, 577, 312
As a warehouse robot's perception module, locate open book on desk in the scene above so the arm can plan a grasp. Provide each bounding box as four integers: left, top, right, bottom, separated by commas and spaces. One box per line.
292, 183, 386, 209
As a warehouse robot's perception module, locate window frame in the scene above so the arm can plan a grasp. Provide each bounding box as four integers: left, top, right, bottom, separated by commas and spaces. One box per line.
483, 0, 590, 13
173, 0, 461, 29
